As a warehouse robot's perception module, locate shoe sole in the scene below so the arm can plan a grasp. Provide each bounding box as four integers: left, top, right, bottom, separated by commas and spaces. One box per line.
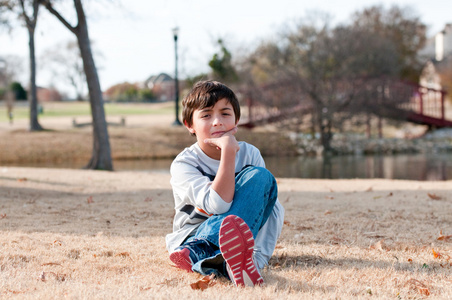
219, 215, 263, 287
169, 248, 193, 272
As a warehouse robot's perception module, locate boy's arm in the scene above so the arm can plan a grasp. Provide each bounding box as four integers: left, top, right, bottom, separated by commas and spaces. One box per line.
204, 127, 239, 203
170, 160, 232, 216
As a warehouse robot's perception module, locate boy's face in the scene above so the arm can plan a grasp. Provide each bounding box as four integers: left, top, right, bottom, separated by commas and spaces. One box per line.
186, 98, 238, 157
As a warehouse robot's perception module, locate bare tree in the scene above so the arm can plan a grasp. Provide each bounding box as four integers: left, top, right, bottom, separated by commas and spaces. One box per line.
351, 5, 427, 82
1, 0, 44, 130
243, 19, 367, 152
21, 0, 42, 130
40, 0, 112, 170
41, 40, 88, 100
238, 6, 426, 153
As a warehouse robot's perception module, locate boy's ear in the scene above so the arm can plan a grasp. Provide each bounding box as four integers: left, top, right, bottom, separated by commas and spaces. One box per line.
184, 121, 196, 134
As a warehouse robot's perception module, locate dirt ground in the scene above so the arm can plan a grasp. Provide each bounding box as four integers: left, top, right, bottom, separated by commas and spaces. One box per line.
1, 167, 451, 299
1, 111, 452, 298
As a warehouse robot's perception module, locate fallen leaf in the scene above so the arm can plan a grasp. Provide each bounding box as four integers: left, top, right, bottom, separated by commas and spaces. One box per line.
324, 210, 332, 215
144, 197, 153, 202
283, 220, 291, 226
418, 287, 430, 296
387, 192, 393, 197
432, 248, 442, 259
437, 230, 452, 241
405, 279, 430, 296
6, 289, 27, 295
432, 248, 451, 262
87, 196, 94, 204
408, 258, 413, 263
365, 187, 373, 192
115, 252, 130, 258
428, 193, 442, 200
17, 177, 27, 182
41, 262, 62, 266
190, 274, 216, 291
325, 196, 334, 200
0, 214, 6, 219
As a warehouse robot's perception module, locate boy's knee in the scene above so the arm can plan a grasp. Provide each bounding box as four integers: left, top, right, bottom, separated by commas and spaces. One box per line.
238, 166, 276, 185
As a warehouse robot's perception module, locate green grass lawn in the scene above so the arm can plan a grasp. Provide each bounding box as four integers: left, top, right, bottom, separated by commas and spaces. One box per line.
0, 101, 175, 122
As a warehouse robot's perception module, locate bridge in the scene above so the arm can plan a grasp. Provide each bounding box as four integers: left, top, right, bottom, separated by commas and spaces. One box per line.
239, 81, 451, 129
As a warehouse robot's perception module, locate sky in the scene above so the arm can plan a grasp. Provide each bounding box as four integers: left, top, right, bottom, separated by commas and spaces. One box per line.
0, 0, 451, 98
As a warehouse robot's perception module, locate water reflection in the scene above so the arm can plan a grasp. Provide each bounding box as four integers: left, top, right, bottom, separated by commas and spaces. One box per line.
264, 153, 452, 180
4, 153, 451, 181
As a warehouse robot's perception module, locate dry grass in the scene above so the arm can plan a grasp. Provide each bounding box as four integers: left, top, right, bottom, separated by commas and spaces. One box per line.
1, 167, 451, 299
0, 125, 298, 166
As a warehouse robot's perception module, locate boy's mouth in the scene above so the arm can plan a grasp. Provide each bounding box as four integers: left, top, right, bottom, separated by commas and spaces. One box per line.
211, 131, 226, 137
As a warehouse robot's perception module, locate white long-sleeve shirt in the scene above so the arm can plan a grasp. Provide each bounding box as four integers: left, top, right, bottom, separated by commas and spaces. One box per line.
166, 141, 284, 269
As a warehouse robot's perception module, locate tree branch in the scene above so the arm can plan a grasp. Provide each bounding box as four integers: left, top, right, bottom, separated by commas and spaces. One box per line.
39, 0, 77, 34
32, 0, 39, 23
18, 0, 32, 30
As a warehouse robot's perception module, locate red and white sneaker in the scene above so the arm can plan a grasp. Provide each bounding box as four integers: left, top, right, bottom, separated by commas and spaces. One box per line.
219, 215, 264, 287
169, 238, 217, 272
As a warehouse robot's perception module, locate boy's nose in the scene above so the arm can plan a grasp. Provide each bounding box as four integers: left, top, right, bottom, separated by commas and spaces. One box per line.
212, 115, 222, 126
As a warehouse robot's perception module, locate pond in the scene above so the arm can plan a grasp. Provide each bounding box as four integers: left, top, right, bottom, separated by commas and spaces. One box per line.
5, 153, 452, 181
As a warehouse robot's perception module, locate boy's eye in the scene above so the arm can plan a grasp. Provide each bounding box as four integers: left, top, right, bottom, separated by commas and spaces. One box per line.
201, 114, 210, 118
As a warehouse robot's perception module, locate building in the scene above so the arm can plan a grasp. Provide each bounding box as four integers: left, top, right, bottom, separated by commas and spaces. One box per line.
420, 24, 452, 62
419, 24, 452, 90
144, 73, 175, 102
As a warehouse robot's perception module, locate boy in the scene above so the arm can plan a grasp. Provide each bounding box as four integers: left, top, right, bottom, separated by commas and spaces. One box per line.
166, 80, 284, 287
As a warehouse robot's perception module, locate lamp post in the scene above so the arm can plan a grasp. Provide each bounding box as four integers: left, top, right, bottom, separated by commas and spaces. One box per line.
172, 27, 182, 126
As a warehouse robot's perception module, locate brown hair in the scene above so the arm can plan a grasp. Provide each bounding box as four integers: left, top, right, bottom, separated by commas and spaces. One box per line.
182, 80, 241, 128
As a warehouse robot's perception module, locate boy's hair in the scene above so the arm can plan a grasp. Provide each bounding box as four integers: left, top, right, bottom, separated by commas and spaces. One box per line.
182, 80, 241, 128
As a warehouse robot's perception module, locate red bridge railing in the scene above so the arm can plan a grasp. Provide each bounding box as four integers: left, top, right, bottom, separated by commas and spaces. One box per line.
239, 81, 451, 129
393, 82, 451, 128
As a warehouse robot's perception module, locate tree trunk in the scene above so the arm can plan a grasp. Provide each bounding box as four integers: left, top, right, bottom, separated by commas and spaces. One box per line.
41, 0, 113, 170
320, 123, 333, 154
317, 107, 333, 155
74, 0, 112, 170
26, 0, 43, 131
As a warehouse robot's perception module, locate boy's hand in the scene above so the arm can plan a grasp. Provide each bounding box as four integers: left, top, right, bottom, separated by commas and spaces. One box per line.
204, 127, 240, 153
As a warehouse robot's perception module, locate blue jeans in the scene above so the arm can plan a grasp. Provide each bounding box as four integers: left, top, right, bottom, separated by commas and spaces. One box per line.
188, 166, 278, 275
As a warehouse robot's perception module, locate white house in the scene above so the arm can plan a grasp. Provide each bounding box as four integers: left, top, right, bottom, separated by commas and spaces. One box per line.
419, 24, 452, 90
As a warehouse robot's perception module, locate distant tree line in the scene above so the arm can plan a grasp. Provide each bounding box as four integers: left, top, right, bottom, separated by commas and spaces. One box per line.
0, 81, 27, 100
103, 82, 155, 102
